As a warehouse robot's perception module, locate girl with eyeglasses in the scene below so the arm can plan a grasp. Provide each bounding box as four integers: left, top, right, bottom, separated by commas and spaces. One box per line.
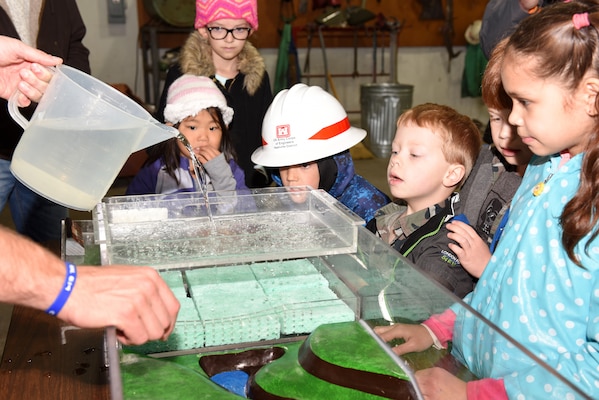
155, 0, 273, 189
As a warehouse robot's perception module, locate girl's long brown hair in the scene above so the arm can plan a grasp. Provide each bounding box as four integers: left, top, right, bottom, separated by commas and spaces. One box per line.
505, 0, 599, 265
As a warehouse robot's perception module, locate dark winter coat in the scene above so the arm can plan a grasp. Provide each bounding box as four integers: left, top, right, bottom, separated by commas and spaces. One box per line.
479, 0, 557, 59
0, 0, 90, 160
327, 151, 390, 223
366, 193, 475, 298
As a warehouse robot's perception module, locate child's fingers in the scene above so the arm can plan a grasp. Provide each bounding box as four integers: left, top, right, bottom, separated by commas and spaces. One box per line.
448, 242, 465, 255
447, 221, 478, 240
198, 147, 220, 161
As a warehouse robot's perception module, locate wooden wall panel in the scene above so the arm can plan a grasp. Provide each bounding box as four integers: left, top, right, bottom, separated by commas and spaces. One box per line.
137, 0, 487, 49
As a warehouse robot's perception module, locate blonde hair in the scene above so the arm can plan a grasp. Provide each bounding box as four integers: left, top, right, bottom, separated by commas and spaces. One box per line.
397, 103, 482, 187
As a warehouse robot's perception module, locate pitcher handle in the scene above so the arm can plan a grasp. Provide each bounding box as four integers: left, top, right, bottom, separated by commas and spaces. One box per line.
7, 90, 29, 129
7, 66, 56, 129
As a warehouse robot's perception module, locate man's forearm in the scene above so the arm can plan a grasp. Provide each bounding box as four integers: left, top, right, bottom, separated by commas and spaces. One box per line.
0, 226, 64, 311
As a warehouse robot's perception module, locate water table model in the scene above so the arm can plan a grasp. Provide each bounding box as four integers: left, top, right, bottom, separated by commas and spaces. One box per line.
61, 187, 572, 399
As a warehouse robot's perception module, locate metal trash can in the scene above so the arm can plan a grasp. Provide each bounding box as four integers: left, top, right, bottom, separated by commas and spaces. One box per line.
360, 83, 414, 158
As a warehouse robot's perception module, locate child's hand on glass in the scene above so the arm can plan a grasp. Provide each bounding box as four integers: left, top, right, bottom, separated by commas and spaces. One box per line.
374, 323, 433, 356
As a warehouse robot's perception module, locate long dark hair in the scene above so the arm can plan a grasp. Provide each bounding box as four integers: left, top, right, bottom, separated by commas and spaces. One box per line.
144, 107, 237, 185
505, 0, 599, 265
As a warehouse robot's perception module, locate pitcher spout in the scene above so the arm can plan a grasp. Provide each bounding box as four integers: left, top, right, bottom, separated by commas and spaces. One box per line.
134, 120, 179, 152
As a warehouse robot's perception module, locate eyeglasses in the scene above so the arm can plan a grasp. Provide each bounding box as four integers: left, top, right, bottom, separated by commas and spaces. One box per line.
206, 26, 251, 40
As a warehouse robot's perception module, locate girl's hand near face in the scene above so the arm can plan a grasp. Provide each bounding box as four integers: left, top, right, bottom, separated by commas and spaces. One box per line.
195, 145, 221, 164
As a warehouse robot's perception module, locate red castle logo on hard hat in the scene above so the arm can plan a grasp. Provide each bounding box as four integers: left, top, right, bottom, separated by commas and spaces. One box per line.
276, 124, 291, 139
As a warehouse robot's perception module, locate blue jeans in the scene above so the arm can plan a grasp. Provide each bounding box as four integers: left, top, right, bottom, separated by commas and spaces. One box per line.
0, 158, 67, 243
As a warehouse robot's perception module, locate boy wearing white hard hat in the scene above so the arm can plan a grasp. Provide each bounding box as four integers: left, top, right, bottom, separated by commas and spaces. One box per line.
251, 83, 390, 222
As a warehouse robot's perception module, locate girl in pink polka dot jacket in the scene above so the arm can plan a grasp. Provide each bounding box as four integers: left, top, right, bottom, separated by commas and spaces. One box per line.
375, 2, 599, 399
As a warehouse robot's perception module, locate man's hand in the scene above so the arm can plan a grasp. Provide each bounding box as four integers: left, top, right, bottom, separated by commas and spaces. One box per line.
0, 36, 62, 106
59, 265, 180, 345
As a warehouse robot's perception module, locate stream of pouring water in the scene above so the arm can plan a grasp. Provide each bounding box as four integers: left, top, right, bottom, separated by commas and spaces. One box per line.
177, 133, 214, 225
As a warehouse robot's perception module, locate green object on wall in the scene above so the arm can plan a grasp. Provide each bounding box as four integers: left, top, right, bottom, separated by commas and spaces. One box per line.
274, 23, 302, 94
461, 43, 488, 98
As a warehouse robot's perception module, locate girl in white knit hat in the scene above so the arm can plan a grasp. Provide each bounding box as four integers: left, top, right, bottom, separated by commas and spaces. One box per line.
126, 75, 247, 195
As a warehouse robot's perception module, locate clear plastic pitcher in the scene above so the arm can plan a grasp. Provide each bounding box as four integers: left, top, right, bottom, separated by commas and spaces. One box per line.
8, 65, 178, 211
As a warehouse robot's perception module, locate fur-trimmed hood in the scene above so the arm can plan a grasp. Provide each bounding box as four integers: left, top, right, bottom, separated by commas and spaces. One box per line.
180, 31, 266, 96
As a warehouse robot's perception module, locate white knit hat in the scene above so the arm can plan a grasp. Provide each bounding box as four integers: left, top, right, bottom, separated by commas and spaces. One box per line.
164, 75, 234, 125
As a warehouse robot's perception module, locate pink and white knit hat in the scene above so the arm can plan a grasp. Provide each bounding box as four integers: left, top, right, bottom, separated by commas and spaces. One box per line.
194, 0, 258, 30
164, 75, 234, 125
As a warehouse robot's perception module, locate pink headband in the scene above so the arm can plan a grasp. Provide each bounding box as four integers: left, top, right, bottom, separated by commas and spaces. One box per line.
573, 13, 590, 30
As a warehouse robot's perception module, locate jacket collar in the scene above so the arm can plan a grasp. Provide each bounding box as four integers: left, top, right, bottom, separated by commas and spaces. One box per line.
180, 31, 266, 96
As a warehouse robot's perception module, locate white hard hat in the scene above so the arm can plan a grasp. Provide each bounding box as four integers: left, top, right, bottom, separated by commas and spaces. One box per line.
251, 84, 366, 167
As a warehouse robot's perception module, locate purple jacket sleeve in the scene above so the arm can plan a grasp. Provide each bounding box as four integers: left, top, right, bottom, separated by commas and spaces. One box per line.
125, 162, 159, 195
230, 159, 249, 190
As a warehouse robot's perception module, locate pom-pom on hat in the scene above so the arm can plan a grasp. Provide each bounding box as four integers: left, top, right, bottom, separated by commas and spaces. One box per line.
164, 75, 234, 126
195, 0, 258, 30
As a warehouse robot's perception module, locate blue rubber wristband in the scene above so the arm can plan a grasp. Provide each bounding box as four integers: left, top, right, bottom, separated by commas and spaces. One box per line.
45, 262, 77, 316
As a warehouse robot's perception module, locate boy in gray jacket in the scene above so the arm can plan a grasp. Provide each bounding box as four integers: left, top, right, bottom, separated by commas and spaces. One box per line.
366, 103, 481, 298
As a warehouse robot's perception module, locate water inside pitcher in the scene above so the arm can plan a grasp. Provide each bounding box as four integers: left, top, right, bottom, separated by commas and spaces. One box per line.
8, 65, 178, 211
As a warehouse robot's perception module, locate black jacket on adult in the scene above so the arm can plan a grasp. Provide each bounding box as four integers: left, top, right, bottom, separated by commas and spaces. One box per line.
479, 0, 558, 59
0, 0, 90, 160
156, 32, 273, 188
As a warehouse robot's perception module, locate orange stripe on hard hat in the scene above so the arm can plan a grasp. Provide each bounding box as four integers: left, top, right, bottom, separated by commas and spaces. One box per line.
309, 117, 350, 140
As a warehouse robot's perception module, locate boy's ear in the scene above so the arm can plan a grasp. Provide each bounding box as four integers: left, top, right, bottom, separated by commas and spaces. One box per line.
582, 76, 599, 116
443, 164, 466, 188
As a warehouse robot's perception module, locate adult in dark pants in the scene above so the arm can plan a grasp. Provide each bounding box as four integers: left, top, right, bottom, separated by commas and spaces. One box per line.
0, 0, 90, 253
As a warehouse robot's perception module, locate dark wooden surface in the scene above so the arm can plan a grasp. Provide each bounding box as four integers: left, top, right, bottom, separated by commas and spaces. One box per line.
0, 306, 110, 399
